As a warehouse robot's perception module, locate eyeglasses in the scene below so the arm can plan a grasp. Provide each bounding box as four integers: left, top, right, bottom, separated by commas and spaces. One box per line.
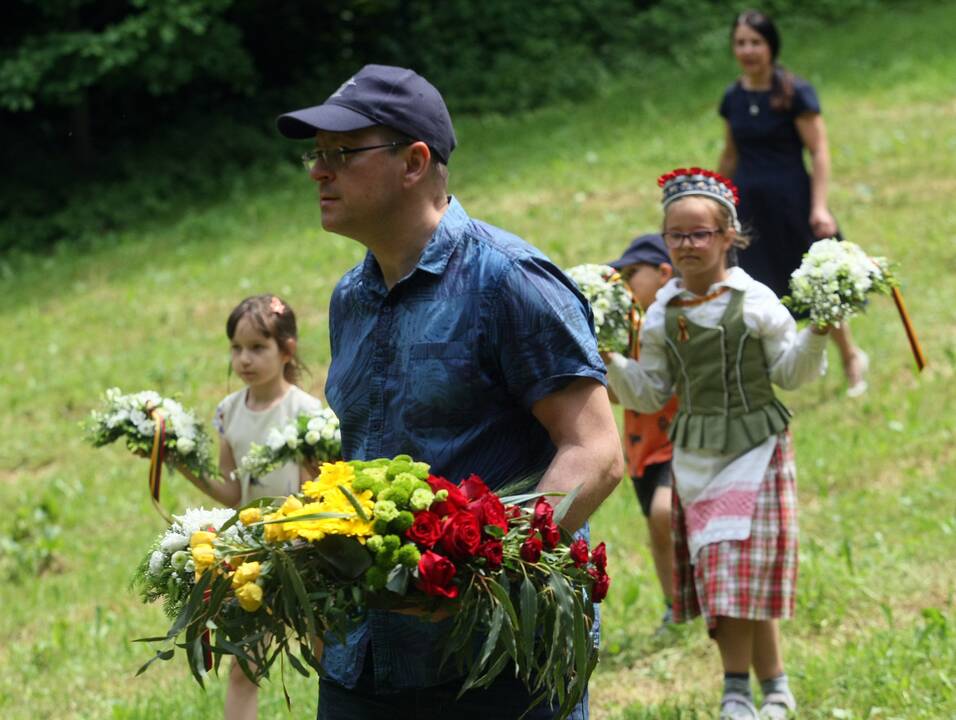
301, 141, 412, 172
662, 228, 722, 249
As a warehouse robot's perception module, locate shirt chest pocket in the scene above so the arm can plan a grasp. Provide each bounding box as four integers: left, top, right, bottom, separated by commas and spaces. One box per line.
402, 341, 481, 428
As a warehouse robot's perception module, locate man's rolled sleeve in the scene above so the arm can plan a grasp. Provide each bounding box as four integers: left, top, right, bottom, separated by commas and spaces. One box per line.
490, 257, 606, 408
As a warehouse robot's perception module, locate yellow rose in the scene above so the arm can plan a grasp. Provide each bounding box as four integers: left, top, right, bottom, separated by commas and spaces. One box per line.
239, 507, 262, 525
280, 495, 303, 514
235, 582, 263, 612
263, 513, 292, 543
190, 530, 216, 548
231, 561, 261, 589
191, 543, 216, 574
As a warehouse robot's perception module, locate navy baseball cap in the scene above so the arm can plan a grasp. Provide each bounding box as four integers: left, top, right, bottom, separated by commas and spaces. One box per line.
276, 64, 457, 164
608, 233, 671, 269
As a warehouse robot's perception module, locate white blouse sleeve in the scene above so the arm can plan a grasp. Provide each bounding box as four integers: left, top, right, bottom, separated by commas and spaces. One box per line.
747, 285, 829, 389
605, 303, 676, 413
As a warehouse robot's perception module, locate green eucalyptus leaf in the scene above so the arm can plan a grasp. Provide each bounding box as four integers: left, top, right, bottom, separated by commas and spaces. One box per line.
186, 634, 207, 688
552, 484, 582, 528
486, 578, 519, 629
571, 593, 588, 684
469, 647, 511, 691
441, 581, 479, 670
168, 571, 211, 640
258, 511, 351, 525
310, 535, 372, 580
135, 647, 175, 676
518, 575, 538, 672
461, 602, 504, 693
337, 483, 370, 522
284, 648, 311, 678
385, 564, 410, 595
279, 552, 317, 641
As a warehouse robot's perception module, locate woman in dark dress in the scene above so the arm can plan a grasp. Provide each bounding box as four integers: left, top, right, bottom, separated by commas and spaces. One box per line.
718, 10, 868, 397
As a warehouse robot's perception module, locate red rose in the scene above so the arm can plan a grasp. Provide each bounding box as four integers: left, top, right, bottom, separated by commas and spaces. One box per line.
569, 538, 590, 567
427, 475, 468, 517
532, 497, 554, 530
587, 567, 610, 603
459, 474, 490, 501
417, 550, 458, 599
520, 534, 543, 563
405, 510, 443, 548
590, 542, 607, 572
439, 511, 482, 560
478, 539, 503, 568
504, 504, 522, 522
540, 521, 561, 550
469, 493, 508, 534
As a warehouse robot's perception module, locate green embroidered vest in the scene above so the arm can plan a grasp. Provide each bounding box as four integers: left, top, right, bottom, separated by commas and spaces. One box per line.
664, 289, 790, 454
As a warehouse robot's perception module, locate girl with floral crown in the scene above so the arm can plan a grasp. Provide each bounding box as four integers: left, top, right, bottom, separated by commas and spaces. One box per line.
176, 294, 323, 720
604, 169, 830, 720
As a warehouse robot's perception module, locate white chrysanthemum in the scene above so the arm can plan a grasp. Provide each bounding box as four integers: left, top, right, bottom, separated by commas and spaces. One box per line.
160, 532, 189, 553
566, 263, 634, 354
148, 550, 166, 576
173, 506, 237, 538
785, 239, 894, 328
266, 427, 286, 451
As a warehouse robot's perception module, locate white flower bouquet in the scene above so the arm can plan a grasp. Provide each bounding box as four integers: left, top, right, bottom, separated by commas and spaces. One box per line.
566, 263, 637, 354
133, 507, 248, 618
784, 239, 896, 329
235, 407, 342, 483
86, 388, 218, 478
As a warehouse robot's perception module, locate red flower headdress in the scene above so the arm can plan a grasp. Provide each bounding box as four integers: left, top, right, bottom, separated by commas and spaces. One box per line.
657, 167, 741, 230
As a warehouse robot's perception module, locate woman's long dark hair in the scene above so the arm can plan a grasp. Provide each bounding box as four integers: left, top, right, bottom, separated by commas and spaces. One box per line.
732, 10, 796, 112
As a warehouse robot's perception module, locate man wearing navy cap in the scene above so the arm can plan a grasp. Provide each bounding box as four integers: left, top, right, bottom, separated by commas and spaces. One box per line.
278, 65, 623, 719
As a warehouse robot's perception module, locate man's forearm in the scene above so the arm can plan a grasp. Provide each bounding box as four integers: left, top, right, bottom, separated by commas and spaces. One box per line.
535, 439, 624, 532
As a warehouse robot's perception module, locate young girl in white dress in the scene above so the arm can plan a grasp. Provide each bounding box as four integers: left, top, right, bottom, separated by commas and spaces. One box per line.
181, 293, 322, 720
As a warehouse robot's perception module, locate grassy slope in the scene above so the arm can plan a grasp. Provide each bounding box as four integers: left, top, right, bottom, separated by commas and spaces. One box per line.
1, 3, 955, 718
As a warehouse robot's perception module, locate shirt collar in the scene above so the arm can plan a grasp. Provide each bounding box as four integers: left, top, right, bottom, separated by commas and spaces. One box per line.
357, 196, 468, 299
655, 266, 752, 305
415, 195, 468, 276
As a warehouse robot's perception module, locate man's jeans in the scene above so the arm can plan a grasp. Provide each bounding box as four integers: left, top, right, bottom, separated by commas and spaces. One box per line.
317, 654, 589, 720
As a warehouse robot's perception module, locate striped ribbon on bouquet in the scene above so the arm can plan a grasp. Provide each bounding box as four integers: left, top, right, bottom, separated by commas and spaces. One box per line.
202, 587, 214, 671
147, 407, 173, 523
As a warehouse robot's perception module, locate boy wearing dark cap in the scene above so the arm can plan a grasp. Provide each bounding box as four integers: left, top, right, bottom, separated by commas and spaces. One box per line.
278, 64, 624, 719
608, 234, 678, 630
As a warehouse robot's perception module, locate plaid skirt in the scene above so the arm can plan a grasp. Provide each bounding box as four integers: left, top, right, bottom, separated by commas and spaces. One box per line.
671, 432, 798, 633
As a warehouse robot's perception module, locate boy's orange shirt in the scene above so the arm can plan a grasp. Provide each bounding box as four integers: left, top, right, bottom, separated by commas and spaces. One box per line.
622, 318, 678, 478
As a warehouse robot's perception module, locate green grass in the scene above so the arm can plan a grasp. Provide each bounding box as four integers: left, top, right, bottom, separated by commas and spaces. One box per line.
2, 3, 956, 718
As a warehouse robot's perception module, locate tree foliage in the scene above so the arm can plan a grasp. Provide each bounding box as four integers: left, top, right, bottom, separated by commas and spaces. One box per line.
0, 0, 885, 254
0, 0, 254, 111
